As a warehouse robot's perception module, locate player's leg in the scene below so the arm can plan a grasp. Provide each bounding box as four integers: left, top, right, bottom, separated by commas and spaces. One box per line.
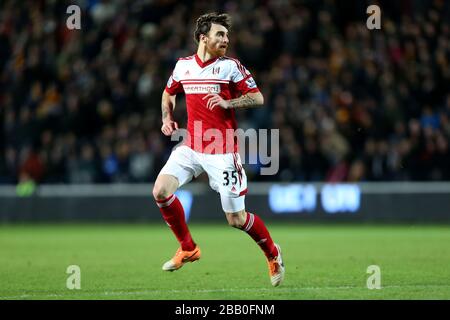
223, 202, 285, 287
153, 146, 202, 271
204, 152, 284, 286
222, 209, 279, 259
224, 208, 278, 259
153, 174, 196, 251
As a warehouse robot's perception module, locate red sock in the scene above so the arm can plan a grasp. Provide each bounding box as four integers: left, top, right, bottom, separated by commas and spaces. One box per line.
241, 212, 278, 259
156, 194, 196, 251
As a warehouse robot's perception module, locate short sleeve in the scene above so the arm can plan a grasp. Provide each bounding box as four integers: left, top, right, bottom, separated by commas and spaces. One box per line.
230, 60, 260, 95
165, 61, 184, 95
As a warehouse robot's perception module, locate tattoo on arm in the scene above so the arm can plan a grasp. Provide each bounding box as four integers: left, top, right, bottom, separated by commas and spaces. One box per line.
162, 106, 169, 120
161, 97, 174, 121
229, 94, 257, 109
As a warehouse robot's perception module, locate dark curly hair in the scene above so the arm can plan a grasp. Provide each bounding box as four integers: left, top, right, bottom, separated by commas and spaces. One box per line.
194, 13, 232, 44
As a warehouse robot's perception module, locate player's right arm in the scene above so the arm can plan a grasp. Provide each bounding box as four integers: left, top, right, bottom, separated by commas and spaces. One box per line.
161, 61, 184, 136
161, 90, 178, 136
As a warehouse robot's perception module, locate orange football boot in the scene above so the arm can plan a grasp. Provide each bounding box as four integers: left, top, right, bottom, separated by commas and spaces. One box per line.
162, 245, 201, 271
267, 244, 285, 286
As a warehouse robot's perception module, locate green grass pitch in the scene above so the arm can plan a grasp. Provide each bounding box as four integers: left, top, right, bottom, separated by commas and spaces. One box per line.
0, 223, 449, 300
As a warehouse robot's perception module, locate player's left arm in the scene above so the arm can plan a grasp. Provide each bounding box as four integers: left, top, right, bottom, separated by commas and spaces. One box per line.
203, 91, 264, 110
203, 60, 265, 110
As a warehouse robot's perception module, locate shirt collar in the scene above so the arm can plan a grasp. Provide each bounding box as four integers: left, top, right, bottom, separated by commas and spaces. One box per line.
195, 53, 219, 68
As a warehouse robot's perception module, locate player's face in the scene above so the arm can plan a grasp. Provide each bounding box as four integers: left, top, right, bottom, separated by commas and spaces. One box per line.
205, 23, 229, 57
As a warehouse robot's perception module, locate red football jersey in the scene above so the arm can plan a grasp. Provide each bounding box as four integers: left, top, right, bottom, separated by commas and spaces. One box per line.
165, 54, 259, 154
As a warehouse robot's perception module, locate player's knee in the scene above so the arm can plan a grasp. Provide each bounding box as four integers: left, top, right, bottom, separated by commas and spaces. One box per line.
228, 219, 242, 229
152, 183, 171, 201
226, 211, 247, 229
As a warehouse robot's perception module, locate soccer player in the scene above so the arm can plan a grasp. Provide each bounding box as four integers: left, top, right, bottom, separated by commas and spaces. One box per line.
152, 13, 285, 286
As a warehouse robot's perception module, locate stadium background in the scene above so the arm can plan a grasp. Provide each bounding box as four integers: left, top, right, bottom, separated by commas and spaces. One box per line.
0, 0, 450, 300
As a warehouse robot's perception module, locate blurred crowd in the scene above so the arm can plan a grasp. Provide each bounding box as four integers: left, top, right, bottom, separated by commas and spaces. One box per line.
0, 0, 449, 185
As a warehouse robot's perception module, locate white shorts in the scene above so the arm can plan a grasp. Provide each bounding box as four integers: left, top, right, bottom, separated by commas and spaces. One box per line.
159, 145, 248, 212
